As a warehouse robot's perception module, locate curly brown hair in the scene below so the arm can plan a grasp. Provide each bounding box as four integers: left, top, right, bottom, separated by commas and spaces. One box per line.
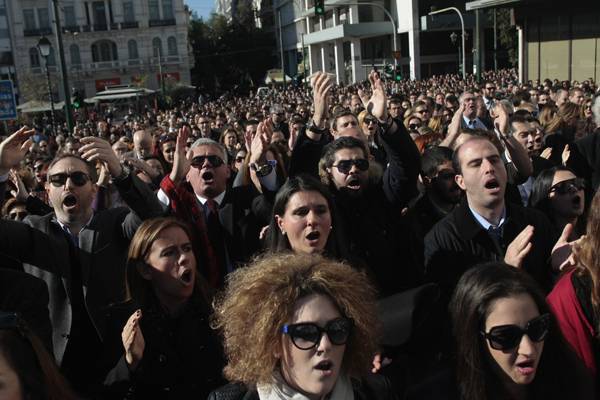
212, 252, 379, 386
574, 190, 600, 317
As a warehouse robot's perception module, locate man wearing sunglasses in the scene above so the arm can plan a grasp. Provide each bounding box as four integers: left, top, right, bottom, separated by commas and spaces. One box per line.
159, 128, 270, 288
0, 127, 164, 394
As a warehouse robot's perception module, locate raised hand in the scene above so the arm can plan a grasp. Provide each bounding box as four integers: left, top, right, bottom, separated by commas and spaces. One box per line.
562, 144, 571, 166
366, 70, 388, 122
540, 147, 552, 160
122, 310, 145, 371
550, 223, 584, 272
311, 72, 333, 129
79, 137, 122, 178
9, 169, 28, 202
504, 225, 534, 268
170, 125, 191, 184
249, 121, 270, 164
0, 126, 35, 175
440, 103, 465, 148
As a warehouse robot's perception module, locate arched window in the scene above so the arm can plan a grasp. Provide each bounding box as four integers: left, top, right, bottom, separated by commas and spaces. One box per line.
91, 40, 118, 62
167, 36, 177, 56
70, 44, 81, 65
152, 37, 162, 57
29, 47, 40, 68
127, 39, 138, 59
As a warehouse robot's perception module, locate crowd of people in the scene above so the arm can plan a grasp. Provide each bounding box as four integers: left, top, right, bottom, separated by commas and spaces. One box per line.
1, 67, 600, 399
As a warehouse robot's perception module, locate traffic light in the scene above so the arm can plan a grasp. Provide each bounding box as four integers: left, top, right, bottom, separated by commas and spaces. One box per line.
71, 89, 83, 109
394, 66, 402, 82
314, 0, 325, 16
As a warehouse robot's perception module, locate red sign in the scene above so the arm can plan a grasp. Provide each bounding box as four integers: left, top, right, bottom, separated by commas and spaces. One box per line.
157, 72, 180, 83
95, 78, 121, 92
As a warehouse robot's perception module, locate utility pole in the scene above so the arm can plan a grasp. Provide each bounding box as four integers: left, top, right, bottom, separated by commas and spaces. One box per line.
52, 0, 73, 133
277, 9, 286, 89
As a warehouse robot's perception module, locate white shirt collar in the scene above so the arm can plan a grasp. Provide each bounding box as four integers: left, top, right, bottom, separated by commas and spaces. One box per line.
468, 203, 506, 231
196, 190, 226, 206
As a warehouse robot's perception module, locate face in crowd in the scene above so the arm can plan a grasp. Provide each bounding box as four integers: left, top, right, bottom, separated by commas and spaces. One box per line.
276, 190, 331, 255
186, 144, 230, 199
483, 293, 546, 386
45, 156, 97, 226
547, 170, 585, 221
460, 93, 478, 120
133, 130, 153, 159
424, 159, 462, 205
279, 293, 348, 399
332, 114, 364, 141
511, 121, 542, 157
161, 139, 176, 164
455, 138, 507, 212
388, 101, 402, 119
138, 225, 196, 311
328, 146, 370, 197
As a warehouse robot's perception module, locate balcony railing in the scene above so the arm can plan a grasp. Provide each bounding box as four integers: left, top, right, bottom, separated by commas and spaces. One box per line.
24, 27, 53, 37
93, 23, 108, 31
149, 18, 175, 27
90, 60, 120, 70
150, 56, 180, 65
120, 21, 139, 29
63, 25, 80, 33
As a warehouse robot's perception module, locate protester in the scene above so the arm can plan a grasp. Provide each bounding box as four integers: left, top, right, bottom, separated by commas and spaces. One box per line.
209, 252, 397, 399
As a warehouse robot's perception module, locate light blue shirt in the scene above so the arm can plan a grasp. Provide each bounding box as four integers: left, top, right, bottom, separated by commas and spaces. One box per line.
468, 204, 506, 233
462, 115, 488, 130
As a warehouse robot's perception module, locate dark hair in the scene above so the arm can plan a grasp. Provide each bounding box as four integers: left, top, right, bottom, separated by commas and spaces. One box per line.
528, 166, 575, 224
450, 262, 592, 400
331, 109, 358, 131
319, 136, 368, 186
421, 146, 454, 178
47, 153, 98, 183
0, 316, 76, 400
267, 175, 345, 258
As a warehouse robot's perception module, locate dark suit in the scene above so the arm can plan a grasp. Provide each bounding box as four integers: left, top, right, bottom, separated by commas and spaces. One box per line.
0, 173, 163, 366
0, 268, 53, 353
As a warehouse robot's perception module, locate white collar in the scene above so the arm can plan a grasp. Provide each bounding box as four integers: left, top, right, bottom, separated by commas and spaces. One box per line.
468, 203, 506, 230
196, 190, 226, 206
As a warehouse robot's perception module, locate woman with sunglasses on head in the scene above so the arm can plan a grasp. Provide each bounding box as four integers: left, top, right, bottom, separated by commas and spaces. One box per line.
547, 190, 600, 378
529, 166, 586, 242
409, 262, 593, 399
209, 252, 397, 400
101, 217, 225, 399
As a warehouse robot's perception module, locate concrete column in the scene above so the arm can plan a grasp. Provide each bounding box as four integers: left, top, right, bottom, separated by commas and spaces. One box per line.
308, 43, 319, 75
86, 2, 93, 27
518, 25, 525, 83
350, 38, 365, 83
306, 16, 311, 34
333, 8, 339, 26
349, 4, 358, 24
334, 40, 344, 84
320, 44, 327, 72
408, 0, 420, 80
104, 0, 110, 27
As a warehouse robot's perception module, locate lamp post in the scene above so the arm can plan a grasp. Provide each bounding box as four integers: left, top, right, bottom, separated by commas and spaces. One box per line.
37, 37, 56, 136
450, 32, 460, 76
429, 7, 466, 80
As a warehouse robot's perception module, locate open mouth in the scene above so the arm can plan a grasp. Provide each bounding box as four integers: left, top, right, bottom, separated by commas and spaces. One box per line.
180, 269, 193, 285
306, 231, 321, 241
516, 359, 535, 376
346, 176, 361, 190
63, 194, 78, 208
201, 171, 214, 182
314, 360, 333, 373
484, 179, 500, 190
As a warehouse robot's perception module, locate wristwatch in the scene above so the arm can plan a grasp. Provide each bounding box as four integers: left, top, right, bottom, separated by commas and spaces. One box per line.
250, 160, 275, 177
113, 165, 131, 182
377, 115, 394, 132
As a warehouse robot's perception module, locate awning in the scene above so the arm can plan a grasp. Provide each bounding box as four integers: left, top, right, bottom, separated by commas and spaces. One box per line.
465, 0, 522, 10
17, 100, 65, 113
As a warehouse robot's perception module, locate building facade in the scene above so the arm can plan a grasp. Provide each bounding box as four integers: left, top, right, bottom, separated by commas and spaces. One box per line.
7, 0, 194, 103
0, 0, 16, 82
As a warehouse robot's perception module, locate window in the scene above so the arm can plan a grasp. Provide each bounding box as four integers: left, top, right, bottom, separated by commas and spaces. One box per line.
29, 47, 40, 68
152, 37, 162, 57
47, 47, 56, 66
23, 9, 36, 30
70, 44, 81, 64
127, 39, 138, 59
64, 5, 76, 27
92, 1, 107, 27
149, 0, 160, 20
167, 36, 177, 55
123, 1, 135, 22
38, 8, 50, 29
162, 0, 173, 20
91, 40, 118, 62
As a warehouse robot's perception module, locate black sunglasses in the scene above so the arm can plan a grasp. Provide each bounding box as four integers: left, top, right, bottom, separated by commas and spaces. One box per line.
481, 313, 550, 351
8, 211, 28, 220
191, 155, 225, 168
409, 123, 421, 130
364, 117, 377, 125
282, 318, 353, 350
486, 86, 496, 91
48, 171, 90, 187
550, 178, 585, 195
332, 159, 369, 174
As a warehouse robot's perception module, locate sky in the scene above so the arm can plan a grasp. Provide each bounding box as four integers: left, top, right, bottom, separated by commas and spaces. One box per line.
186, 0, 215, 20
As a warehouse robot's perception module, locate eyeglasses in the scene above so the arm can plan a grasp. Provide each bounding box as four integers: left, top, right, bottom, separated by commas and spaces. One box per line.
159, 134, 175, 143
191, 155, 225, 168
8, 211, 27, 220
332, 159, 369, 174
481, 313, 550, 351
550, 178, 586, 195
409, 123, 421, 130
364, 117, 377, 125
282, 318, 353, 350
48, 171, 90, 187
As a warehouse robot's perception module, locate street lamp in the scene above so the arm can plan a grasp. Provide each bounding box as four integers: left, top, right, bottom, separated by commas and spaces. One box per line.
429, 7, 466, 80
450, 32, 460, 75
37, 37, 56, 136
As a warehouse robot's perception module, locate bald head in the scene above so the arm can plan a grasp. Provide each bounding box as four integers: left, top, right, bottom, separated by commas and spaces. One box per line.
133, 130, 152, 159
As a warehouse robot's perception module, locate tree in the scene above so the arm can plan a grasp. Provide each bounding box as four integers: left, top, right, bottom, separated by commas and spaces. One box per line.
491, 8, 518, 68
18, 72, 58, 103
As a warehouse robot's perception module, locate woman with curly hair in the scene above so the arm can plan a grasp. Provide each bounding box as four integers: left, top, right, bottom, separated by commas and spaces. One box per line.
209, 253, 397, 400
548, 189, 600, 377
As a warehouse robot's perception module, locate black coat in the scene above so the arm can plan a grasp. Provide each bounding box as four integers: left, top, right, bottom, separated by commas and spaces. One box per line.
208, 374, 398, 400
424, 199, 556, 298
101, 290, 225, 399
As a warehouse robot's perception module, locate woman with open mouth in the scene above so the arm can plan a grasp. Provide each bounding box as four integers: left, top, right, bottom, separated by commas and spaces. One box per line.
209, 252, 396, 400
408, 262, 593, 399
101, 217, 225, 399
